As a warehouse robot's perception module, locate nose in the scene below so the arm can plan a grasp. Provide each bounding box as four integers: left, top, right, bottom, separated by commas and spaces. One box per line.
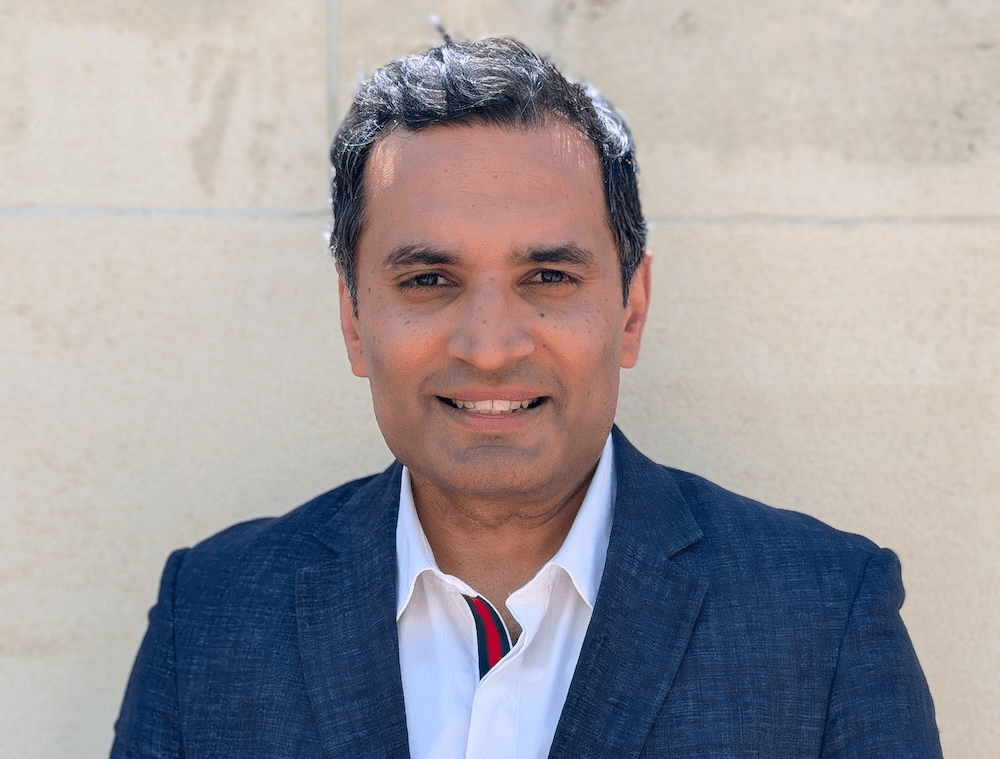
447, 277, 535, 370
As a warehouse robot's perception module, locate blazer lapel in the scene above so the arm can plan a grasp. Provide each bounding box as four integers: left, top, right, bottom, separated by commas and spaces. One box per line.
549, 428, 707, 759
296, 464, 411, 759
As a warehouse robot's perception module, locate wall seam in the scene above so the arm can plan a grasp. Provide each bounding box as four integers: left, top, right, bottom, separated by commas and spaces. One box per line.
0, 207, 327, 220
646, 215, 1000, 228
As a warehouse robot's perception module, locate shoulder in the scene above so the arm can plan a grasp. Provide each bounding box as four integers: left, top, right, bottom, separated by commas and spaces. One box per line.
668, 466, 879, 559
655, 466, 892, 614
167, 465, 398, 599
613, 428, 881, 570
631, 463, 908, 667
612, 426, 888, 605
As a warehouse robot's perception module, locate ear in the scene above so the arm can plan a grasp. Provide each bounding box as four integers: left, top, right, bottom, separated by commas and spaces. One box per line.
620, 254, 652, 369
338, 275, 369, 378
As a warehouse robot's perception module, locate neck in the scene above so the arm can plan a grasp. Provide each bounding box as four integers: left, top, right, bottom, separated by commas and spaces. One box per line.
409, 463, 597, 638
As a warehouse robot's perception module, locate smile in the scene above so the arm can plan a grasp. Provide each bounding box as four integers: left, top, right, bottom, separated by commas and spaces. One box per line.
438, 397, 547, 414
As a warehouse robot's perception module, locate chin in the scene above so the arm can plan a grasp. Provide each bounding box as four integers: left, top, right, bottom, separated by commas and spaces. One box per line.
420, 451, 553, 498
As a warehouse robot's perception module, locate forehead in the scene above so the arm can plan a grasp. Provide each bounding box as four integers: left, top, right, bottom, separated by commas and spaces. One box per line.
359, 122, 613, 261
365, 120, 602, 189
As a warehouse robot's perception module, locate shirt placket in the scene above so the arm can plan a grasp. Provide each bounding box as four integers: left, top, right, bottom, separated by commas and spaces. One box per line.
464, 593, 520, 759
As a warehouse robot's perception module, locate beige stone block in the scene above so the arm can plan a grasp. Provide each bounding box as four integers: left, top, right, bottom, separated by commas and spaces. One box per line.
335, 0, 1000, 218
617, 223, 1000, 758
0, 0, 329, 209
0, 215, 391, 752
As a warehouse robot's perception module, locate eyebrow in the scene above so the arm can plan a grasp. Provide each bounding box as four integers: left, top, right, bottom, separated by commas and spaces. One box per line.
382, 243, 460, 269
381, 241, 597, 269
512, 243, 596, 268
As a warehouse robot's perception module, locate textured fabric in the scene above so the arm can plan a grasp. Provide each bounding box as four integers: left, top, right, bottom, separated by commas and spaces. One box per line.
111, 427, 943, 758
394, 435, 615, 759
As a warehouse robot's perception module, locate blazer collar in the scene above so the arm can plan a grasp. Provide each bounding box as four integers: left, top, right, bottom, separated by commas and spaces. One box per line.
548, 426, 707, 758
297, 462, 411, 759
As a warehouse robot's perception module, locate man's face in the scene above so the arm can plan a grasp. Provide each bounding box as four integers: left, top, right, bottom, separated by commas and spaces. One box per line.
340, 122, 650, 507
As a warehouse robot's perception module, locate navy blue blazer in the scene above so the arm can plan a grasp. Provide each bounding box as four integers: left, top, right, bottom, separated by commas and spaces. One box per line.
112, 428, 942, 757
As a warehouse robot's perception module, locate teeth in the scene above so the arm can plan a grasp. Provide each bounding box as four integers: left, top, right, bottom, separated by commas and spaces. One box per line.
450, 398, 539, 414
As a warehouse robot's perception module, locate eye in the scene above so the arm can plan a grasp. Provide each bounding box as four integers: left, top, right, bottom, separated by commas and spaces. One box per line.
399, 272, 450, 289
528, 269, 576, 285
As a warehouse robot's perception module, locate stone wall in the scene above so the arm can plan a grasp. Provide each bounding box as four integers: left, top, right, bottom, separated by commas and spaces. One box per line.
2, 1, 997, 756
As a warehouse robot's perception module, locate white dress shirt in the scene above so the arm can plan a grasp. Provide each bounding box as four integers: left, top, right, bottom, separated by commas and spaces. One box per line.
396, 435, 616, 759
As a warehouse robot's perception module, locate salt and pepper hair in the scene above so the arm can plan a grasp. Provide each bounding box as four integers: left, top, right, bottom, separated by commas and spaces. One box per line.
329, 37, 646, 305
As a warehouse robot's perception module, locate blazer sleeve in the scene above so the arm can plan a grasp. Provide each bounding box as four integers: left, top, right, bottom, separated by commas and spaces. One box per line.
110, 549, 189, 759
820, 548, 943, 758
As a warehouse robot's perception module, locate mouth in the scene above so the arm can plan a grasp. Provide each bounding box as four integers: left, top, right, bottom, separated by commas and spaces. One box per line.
437, 397, 548, 415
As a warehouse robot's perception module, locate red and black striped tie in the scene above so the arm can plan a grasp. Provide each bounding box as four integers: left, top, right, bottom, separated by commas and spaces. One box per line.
463, 595, 512, 679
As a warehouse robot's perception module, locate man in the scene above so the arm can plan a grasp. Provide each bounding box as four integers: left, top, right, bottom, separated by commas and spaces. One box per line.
112, 38, 942, 758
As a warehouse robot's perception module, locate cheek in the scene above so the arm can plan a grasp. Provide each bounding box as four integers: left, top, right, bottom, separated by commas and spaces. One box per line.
360, 308, 446, 380
544, 302, 625, 388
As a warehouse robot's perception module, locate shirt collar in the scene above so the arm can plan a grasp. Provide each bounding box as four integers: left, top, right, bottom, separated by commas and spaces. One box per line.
544, 433, 615, 608
395, 434, 615, 618
395, 465, 465, 619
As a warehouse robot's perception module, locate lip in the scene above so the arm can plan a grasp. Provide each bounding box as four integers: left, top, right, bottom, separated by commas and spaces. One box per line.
438, 386, 548, 403
443, 402, 538, 432
434, 386, 548, 432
